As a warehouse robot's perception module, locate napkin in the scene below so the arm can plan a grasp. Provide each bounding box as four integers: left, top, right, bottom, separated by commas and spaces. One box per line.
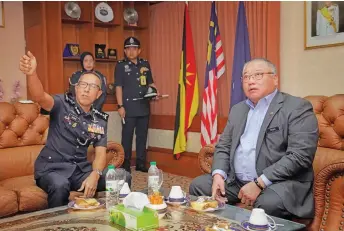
122, 192, 150, 212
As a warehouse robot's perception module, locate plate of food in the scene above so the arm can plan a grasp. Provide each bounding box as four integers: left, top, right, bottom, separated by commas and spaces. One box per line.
68, 197, 105, 210
189, 196, 225, 212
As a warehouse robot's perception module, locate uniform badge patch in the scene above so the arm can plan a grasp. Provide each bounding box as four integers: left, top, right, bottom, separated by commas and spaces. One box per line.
124, 65, 131, 72
140, 67, 149, 74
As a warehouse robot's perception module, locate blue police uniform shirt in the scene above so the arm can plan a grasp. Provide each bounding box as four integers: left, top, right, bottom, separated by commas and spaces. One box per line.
114, 58, 154, 117
34, 93, 108, 180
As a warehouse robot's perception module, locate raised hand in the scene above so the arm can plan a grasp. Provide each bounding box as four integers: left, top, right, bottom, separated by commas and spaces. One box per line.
19, 51, 37, 75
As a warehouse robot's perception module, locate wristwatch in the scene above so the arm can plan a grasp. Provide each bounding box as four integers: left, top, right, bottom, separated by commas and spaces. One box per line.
94, 169, 103, 176
254, 178, 264, 190
117, 104, 123, 109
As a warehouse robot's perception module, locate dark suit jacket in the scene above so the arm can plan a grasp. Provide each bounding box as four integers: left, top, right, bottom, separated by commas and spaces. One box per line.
212, 91, 319, 218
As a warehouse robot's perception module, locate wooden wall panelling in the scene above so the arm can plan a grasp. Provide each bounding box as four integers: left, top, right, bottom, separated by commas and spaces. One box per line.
62, 24, 80, 90
40, 2, 49, 93
149, 114, 228, 134
23, 2, 49, 96
135, 29, 150, 60
23, 2, 42, 28
93, 26, 110, 82
130, 147, 203, 178
45, 2, 64, 95
24, 1, 150, 107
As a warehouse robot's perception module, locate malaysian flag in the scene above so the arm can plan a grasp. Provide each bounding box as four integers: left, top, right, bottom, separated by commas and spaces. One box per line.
201, 1, 225, 147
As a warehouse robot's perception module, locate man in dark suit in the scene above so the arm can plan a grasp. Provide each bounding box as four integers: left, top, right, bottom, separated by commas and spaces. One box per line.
19, 51, 131, 208
189, 58, 319, 219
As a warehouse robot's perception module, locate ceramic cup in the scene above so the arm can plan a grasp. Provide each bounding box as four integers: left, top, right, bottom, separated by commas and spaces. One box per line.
168, 186, 185, 202
119, 182, 131, 198
246, 208, 276, 231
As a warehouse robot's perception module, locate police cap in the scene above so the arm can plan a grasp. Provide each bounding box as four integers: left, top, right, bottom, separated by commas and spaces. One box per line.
124, 37, 140, 48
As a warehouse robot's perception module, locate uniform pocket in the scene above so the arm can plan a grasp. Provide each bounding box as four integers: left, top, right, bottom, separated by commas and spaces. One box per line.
34, 156, 48, 172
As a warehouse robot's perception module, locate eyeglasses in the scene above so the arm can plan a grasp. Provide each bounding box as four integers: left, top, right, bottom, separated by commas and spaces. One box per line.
241, 72, 274, 82
76, 81, 100, 91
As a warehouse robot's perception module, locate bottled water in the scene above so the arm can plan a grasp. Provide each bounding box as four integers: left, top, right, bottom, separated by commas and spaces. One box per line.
106, 164, 117, 209
147, 161, 160, 196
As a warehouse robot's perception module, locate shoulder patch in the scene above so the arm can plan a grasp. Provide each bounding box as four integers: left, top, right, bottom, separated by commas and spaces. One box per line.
92, 108, 109, 121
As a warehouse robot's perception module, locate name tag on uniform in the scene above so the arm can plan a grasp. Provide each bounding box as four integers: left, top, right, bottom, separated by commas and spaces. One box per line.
267, 126, 280, 133
69, 113, 79, 122
88, 123, 104, 134
140, 75, 147, 86
69, 113, 80, 127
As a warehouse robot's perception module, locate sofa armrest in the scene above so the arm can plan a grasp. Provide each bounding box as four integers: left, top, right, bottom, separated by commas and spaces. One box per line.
106, 141, 125, 168
309, 147, 344, 231
87, 141, 125, 168
198, 144, 215, 174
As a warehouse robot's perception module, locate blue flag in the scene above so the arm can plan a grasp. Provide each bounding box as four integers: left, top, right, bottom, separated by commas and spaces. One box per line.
230, 2, 251, 108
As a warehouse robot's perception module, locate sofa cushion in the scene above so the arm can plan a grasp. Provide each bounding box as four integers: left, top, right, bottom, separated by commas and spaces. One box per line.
0, 186, 18, 217
0, 145, 44, 181
0, 175, 47, 212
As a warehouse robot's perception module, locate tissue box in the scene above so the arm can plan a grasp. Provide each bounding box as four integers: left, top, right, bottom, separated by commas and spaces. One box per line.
109, 204, 159, 230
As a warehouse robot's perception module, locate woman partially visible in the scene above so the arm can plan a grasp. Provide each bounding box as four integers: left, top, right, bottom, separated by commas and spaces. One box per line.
69, 52, 107, 110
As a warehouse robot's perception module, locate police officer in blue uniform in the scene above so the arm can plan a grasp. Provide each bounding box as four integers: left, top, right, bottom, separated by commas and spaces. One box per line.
115, 37, 159, 173
19, 51, 132, 208
69, 51, 107, 111
40, 52, 107, 116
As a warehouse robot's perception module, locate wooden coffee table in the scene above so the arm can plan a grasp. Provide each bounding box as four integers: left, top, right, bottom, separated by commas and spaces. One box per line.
0, 201, 305, 231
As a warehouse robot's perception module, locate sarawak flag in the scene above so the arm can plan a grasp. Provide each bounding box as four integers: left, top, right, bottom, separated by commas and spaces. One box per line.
173, 2, 199, 159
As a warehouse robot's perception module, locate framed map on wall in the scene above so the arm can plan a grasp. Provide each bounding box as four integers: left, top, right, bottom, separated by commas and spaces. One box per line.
0, 1, 4, 28
304, 1, 344, 49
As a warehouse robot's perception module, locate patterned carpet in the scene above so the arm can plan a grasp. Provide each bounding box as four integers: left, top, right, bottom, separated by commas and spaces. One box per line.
130, 167, 193, 194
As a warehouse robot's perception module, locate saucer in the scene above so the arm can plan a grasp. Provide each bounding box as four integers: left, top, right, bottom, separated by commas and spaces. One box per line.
68, 198, 105, 210
165, 197, 187, 205
119, 194, 129, 199
146, 202, 167, 211
145, 202, 168, 219
241, 221, 272, 231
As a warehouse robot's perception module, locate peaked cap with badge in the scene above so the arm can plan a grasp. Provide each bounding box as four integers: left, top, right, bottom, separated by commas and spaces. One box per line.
124, 36, 141, 48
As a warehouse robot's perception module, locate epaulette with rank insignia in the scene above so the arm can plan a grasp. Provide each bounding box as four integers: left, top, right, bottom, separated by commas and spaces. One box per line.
92, 108, 109, 121
65, 93, 76, 105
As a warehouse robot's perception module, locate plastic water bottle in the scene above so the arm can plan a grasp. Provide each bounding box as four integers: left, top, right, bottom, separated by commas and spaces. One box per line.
106, 164, 117, 210
147, 161, 160, 196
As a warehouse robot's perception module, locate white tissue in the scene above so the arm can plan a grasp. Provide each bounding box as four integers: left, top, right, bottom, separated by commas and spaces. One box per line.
122, 192, 150, 212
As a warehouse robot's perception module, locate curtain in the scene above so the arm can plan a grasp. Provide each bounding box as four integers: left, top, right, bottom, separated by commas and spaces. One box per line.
149, 1, 280, 116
